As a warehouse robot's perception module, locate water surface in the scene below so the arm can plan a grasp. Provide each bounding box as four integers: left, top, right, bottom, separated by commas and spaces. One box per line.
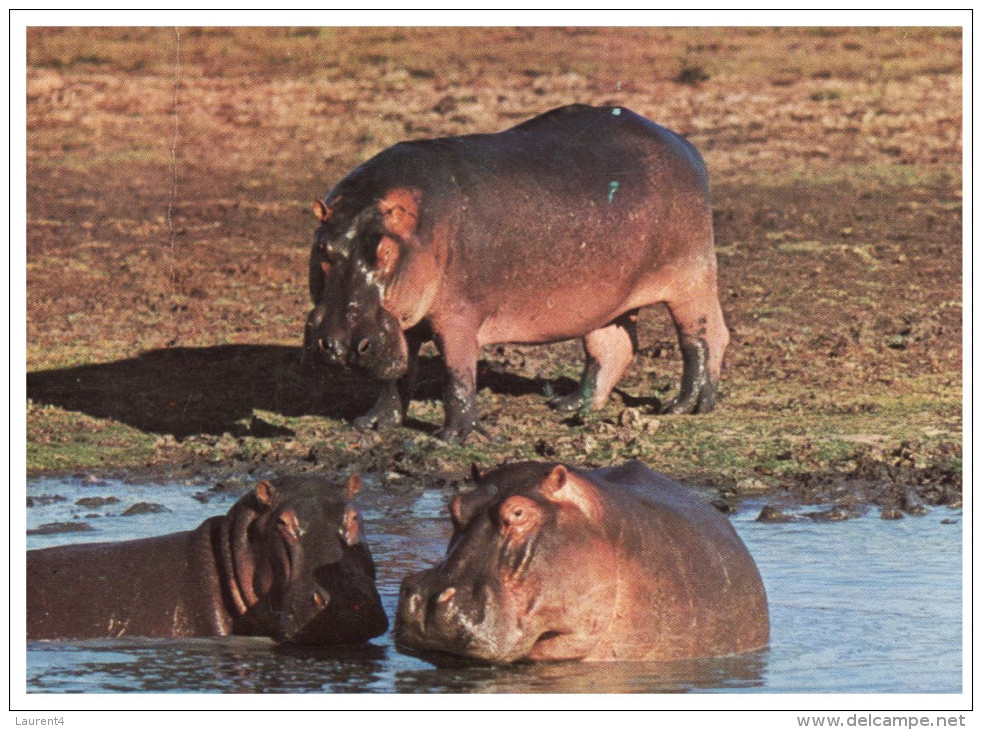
25, 475, 962, 693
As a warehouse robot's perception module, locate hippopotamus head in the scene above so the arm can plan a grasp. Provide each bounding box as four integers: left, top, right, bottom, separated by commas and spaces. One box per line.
226, 474, 388, 645
395, 462, 620, 663
303, 185, 438, 381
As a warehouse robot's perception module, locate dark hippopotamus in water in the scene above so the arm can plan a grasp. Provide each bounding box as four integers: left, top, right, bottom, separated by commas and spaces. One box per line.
27, 475, 388, 644
303, 104, 728, 442
395, 461, 768, 663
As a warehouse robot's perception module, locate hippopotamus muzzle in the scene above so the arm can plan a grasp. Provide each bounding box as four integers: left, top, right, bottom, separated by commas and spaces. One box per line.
302, 303, 408, 381
277, 569, 388, 645
395, 567, 529, 663
263, 485, 389, 645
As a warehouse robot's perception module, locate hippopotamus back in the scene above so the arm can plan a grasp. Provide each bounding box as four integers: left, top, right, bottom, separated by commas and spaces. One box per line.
28, 524, 230, 639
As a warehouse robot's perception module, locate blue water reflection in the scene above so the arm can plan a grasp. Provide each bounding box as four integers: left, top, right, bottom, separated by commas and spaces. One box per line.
25, 476, 961, 693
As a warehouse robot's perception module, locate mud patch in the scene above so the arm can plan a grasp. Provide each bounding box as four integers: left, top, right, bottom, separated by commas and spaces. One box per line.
29, 521, 95, 535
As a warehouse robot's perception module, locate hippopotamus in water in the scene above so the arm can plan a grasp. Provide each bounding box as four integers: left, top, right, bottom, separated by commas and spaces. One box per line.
27, 475, 388, 644
395, 461, 768, 663
303, 104, 728, 442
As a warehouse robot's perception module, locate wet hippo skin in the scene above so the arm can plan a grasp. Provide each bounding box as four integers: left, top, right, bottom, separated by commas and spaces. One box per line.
28, 475, 388, 644
395, 461, 768, 663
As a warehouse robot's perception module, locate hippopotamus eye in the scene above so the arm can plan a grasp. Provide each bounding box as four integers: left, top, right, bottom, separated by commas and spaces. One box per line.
497, 496, 543, 539
277, 512, 303, 543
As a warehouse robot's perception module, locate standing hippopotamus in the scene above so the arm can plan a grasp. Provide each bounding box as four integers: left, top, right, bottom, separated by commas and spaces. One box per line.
28, 475, 388, 644
303, 104, 728, 442
395, 461, 768, 663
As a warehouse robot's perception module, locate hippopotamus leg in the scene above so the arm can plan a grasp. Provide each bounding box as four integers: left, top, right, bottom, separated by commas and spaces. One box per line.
432, 323, 480, 443
661, 291, 729, 414
553, 310, 639, 413
354, 324, 427, 430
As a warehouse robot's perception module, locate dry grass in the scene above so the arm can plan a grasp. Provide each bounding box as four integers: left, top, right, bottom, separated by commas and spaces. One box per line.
25, 27, 962, 484
27, 27, 961, 83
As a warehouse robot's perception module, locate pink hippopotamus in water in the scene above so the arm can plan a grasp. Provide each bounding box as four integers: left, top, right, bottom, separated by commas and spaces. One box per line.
395, 461, 768, 663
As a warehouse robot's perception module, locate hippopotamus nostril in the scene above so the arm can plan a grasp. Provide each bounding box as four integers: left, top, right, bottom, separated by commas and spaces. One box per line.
320, 337, 348, 361
357, 338, 371, 356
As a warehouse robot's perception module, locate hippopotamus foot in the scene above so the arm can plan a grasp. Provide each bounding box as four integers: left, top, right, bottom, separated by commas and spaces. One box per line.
353, 329, 424, 430
551, 390, 589, 413
551, 314, 637, 415
550, 370, 597, 415
433, 367, 478, 443
353, 397, 403, 430
354, 380, 409, 430
433, 423, 470, 444
660, 380, 716, 414
434, 409, 479, 443
662, 297, 728, 415
550, 359, 597, 414
659, 334, 718, 414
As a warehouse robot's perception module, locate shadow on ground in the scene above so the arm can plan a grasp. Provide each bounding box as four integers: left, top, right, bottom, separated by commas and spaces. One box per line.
26, 345, 575, 440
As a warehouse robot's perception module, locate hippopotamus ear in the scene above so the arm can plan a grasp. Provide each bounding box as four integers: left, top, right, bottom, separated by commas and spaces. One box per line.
313, 200, 331, 222
449, 485, 496, 531
377, 187, 421, 240
346, 473, 364, 500
449, 493, 467, 529
538, 465, 603, 522
313, 195, 342, 223
253, 480, 278, 510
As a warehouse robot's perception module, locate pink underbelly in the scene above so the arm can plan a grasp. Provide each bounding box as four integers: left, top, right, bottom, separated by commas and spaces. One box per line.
476, 300, 624, 346
468, 270, 672, 346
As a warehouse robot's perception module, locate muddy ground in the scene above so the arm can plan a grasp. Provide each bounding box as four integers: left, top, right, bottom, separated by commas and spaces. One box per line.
25, 27, 963, 514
